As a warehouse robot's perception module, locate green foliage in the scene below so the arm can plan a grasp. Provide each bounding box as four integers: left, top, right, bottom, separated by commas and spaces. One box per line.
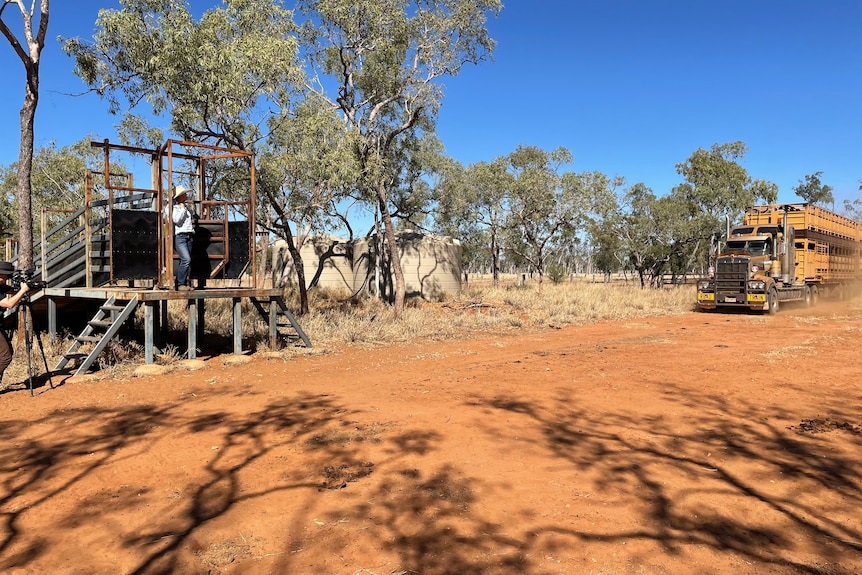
299, 0, 502, 311
673, 142, 777, 225
793, 171, 834, 206
503, 145, 578, 282
435, 157, 511, 282
669, 141, 777, 276
259, 95, 359, 235
546, 263, 567, 284
845, 186, 862, 221
63, 0, 303, 150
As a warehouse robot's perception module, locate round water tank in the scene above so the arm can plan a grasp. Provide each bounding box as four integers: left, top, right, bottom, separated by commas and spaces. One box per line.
273, 235, 352, 291
352, 232, 462, 300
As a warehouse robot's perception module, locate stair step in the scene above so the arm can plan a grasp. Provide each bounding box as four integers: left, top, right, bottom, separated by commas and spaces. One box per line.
76, 335, 102, 343
63, 353, 88, 360
101, 305, 127, 312
88, 320, 113, 329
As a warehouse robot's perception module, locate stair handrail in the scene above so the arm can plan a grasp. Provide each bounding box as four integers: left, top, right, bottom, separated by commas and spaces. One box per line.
8, 190, 155, 291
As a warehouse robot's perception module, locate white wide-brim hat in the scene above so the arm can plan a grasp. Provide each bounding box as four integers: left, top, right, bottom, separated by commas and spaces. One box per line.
174, 185, 190, 199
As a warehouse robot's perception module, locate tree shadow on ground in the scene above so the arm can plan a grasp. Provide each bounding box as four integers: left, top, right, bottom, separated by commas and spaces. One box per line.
1, 376, 860, 574
0, 391, 346, 573
456, 384, 862, 574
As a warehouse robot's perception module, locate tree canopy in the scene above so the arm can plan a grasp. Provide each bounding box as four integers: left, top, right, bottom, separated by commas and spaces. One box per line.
63, 0, 303, 150
793, 171, 834, 207
298, 0, 502, 312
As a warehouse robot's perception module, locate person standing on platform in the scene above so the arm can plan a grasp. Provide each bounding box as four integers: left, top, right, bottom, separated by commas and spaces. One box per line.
165, 185, 195, 291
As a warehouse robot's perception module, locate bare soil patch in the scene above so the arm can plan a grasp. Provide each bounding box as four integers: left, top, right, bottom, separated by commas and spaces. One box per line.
1, 303, 861, 574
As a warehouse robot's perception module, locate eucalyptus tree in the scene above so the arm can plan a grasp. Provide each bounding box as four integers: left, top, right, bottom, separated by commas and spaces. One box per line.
63, 0, 303, 152
436, 157, 511, 285
845, 184, 862, 221
793, 171, 834, 207
609, 182, 691, 288
63, 0, 320, 301
257, 96, 359, 313
387, 133, 447, 233
578, 172, 623, 281
503, 145, 586, 284
298, 0, 501, 313
672, 141, 777, 273
62, 0, 310, 248
617, 182, 659, 287
0, 0, 49, 270
650, 191, 699, 284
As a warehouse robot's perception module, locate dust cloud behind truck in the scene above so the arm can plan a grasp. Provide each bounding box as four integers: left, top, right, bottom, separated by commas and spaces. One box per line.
696, 203, 862, 314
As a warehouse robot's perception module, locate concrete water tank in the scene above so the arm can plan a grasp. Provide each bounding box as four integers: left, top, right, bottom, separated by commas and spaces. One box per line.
352, 232, 462, 300
272, 235, 353, 290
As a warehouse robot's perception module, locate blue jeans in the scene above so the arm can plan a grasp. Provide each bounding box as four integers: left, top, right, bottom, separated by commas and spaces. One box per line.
174, 232, 194, 288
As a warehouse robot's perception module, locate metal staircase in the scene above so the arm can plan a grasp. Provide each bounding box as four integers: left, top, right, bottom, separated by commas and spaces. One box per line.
249, 296, 312, 349
53, 296, 140, 376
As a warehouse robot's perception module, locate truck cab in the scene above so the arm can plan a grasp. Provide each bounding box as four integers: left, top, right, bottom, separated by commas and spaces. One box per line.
698, 203, 861, 313
697, 210, 805, 313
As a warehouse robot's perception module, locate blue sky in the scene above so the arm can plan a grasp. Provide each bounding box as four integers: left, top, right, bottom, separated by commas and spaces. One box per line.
2, 1, 861, 209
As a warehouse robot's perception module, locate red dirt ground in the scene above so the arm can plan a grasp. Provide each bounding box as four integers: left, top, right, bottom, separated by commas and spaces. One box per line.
1, 303, 861, 575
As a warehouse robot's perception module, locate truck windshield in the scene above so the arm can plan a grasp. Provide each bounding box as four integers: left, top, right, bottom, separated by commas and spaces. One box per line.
725, 239, 770, 256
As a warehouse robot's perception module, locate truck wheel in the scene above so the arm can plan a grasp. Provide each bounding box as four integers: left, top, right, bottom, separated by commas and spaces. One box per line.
767, 288, 779, 315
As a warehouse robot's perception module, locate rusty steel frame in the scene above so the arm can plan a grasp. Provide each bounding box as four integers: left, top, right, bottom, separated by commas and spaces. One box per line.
87, 138, 257, 289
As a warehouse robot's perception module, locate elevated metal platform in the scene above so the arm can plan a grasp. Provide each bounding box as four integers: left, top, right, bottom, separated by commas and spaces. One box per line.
7, 139, 311, 379
43, 286, 311, 376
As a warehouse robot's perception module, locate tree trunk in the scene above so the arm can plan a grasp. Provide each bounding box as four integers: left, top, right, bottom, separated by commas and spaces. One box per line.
684, 238, 702, 282
290, 243, 309, 315
377, 189, 405, 314
490, 226, 499, 287
14, 67, 38, 347
16, 79, 37, 272
2, 0, 48, 347
280, 224, 309, 315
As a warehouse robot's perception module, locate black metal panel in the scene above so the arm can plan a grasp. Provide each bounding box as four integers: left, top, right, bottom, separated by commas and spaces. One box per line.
190, 223, 222, 279
112, 209, 159, 279
186, 220, 250, 279
226, 221, 250, 279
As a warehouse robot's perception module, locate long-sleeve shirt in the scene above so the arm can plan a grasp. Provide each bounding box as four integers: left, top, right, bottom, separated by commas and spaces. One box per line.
164, 201, 195, 234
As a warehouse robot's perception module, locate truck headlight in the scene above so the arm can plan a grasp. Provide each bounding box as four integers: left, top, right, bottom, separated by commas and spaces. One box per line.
748, 280, 765, 291
698, 280, 712, 290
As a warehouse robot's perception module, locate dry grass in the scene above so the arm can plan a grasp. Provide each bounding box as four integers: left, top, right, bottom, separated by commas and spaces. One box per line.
8, 279, 859, 386
289, 280, 696, 347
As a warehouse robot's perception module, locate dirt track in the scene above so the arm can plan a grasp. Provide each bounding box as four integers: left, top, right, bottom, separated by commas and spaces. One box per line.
1, 303, 861, 574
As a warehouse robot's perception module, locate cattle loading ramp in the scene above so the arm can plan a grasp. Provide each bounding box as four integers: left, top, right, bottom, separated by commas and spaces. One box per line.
5, 140, 310, 378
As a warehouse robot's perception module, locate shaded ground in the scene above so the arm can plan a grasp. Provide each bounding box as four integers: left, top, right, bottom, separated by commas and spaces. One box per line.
1, 303, 861, 574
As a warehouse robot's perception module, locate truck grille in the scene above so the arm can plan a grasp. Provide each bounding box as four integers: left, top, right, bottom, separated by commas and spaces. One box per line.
716, 257, 748, 297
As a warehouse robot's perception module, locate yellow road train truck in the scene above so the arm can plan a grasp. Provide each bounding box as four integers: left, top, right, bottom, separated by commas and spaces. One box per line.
697, 203, 862, 314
